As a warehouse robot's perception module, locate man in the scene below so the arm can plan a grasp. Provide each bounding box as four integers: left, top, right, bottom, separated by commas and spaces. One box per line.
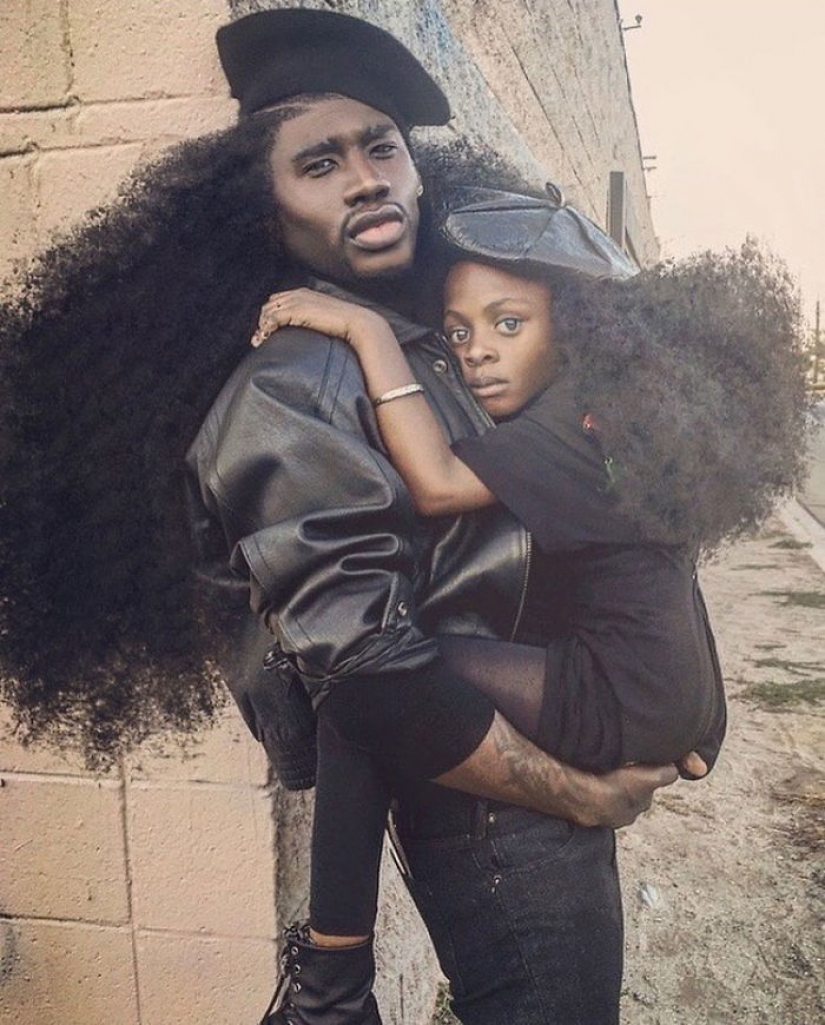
188, 9, 677, 1024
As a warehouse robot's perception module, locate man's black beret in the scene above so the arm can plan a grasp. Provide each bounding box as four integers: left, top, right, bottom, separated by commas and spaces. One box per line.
216, 8, 451, 126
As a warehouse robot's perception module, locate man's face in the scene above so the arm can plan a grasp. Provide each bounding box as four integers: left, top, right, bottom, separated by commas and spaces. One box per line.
268, 96, 421, 283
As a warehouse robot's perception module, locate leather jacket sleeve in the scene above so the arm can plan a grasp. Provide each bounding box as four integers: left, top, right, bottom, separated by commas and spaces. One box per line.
187, 327, 438, 697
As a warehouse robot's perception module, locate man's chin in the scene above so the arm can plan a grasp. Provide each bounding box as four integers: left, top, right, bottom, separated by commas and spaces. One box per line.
340, 229, 416, 276
345, 239, 416, 281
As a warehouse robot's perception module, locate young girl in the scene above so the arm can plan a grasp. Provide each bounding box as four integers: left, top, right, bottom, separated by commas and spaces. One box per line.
257, 262, 727, 776
253, 204, 805, 1021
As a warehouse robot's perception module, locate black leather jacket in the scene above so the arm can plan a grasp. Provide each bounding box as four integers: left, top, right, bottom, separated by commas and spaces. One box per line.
186, 280, 530, 705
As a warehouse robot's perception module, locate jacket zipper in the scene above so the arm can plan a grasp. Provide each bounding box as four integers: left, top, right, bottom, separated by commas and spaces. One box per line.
509, 529, 532, 642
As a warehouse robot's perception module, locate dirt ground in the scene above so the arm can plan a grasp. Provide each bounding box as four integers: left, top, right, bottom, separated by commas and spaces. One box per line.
618, 517, 824, 1024
434, 514, 825, 1024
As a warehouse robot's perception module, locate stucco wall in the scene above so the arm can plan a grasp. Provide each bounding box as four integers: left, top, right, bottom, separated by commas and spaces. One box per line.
0, 2, 658, 1023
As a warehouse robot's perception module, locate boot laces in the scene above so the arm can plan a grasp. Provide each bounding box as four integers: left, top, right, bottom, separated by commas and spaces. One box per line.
258, 922, 310, 1025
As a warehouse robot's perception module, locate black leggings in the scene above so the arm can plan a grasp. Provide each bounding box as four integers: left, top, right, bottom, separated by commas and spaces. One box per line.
310, 711, 391, 935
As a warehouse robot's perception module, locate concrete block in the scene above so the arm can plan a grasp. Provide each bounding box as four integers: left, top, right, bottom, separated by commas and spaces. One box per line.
0, 918, 137, 1025
0, 775, 129, 924
437, 0, 657, 261
272, 788, 314, 930
127, 705, 270, 786
0, 97, 231, 166
401, 1, 552, 195
32, 143, 144, 243
440, 0, 595, 214
0, 1, 71, 111
0, 97, 233, 159
135, 931, 276, 1025
0, 155, 41, 282
0, 706, 114, 777
0, 108, 76, 158
75, 96, 235, 147
69, 0, 229, 104
128, 781, 276, 937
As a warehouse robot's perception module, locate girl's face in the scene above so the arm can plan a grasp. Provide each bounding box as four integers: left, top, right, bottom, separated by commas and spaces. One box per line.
443, 261, 560, 420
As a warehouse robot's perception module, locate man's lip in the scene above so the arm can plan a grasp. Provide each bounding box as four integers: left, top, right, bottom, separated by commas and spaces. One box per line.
346, 205, 405, 241
349, 220, 407, 252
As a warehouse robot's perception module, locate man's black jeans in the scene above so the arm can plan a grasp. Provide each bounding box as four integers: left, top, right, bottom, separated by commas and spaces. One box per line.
394, 794, 623, 1024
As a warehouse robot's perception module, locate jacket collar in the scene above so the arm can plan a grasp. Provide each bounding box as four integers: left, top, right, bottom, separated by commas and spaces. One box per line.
307, 277, 432, 347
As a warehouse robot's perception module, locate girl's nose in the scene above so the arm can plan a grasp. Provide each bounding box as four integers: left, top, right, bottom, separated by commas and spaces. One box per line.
463, 335, 498, 366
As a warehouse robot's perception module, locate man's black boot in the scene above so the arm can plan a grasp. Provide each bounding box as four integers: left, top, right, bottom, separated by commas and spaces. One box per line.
261, 923, 383, 1025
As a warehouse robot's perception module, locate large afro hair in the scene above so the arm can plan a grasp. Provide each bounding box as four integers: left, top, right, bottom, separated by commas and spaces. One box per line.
0, 123, 812, 766
549, 242, 811, 552
0, 123, 530, 766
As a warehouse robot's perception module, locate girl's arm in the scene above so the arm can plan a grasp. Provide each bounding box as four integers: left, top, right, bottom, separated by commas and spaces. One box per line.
253, 288, 494, 515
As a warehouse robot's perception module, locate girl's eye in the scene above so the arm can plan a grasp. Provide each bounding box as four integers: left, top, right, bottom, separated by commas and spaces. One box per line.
445, 326, 469, 346
497, 317, 522, 335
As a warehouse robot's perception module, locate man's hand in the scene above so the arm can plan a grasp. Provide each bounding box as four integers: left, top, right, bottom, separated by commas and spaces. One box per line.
565, 762, 679, 829
677, 750, 709, 780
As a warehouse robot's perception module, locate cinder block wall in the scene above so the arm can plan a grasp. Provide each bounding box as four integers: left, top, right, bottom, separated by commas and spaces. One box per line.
0, 2, 658, 1023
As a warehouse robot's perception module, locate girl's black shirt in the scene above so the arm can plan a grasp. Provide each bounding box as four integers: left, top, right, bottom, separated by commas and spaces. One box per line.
453, 376, 727, 770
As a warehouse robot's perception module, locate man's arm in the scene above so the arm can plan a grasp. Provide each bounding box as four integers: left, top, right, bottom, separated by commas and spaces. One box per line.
189, 330, 438, 689
437, 711, 678, 828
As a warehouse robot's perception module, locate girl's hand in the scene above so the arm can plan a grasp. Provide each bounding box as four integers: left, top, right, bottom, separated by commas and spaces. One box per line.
251, 288, 387, 348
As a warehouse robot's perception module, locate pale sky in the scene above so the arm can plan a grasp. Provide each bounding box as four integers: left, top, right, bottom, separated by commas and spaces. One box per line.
617, 0, 825, 328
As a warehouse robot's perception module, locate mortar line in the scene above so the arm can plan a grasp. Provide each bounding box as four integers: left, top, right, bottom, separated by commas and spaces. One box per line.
0, 911, 276, 944
119, 757, 145, 1025
58, 0, 74, 97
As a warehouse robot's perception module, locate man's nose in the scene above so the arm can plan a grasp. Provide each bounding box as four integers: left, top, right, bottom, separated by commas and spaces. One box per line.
344, 154, 390, 205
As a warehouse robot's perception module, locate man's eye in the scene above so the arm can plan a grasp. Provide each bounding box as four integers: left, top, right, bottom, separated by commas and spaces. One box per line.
304, 158, 336, 177
445, 327, 469, 346
371, 143, 398, 159
497, 317, 522, 335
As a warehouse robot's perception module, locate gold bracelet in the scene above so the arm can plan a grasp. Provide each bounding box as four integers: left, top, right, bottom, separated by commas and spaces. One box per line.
372, 383, 425, 408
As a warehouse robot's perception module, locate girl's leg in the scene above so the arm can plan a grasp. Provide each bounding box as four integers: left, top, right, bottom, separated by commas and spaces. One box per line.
437, 635, 546, 740
437, 634, 622, 773
261, 711, 388, 1023
310, 707, 392, 941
